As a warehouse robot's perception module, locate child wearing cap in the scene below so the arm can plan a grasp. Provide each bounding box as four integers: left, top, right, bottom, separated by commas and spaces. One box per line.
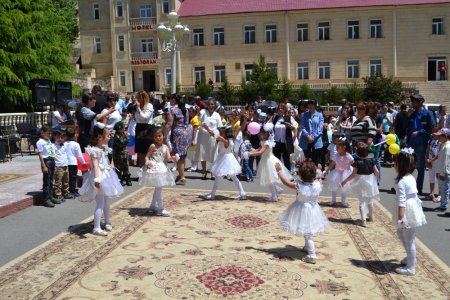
113, 121, 131, 186
434, 128, 450, 211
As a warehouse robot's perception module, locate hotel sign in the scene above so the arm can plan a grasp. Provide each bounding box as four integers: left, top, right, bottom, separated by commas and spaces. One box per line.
131, 24, 153, 31
131, 59, 158, 65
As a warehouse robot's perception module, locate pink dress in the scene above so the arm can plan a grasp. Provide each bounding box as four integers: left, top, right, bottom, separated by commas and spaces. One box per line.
327, 153, 353, 192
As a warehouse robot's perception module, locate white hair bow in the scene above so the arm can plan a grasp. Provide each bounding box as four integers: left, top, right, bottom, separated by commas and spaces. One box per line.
339, 136, 347, 141
263, 122, 274, 132
400, 147, 414, 155
95, 122, 106, 129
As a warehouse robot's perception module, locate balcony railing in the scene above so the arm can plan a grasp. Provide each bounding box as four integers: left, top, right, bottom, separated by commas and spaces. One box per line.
131, 52, 158, 66
129, 17, 157, 31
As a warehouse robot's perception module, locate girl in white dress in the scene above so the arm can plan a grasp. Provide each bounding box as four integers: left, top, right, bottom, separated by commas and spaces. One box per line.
393, 149, 427, 276
203, 126, 246, 200
276, 160, 329, 264
138, 127, 177, 217
79, 123, 124, 236
341, 142, 379, 227
323, 138, 353, 207
247, 123, 292, 201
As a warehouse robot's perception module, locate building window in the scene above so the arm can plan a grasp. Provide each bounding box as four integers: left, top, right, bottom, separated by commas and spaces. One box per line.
162, 0, 170, 14
347, 60, 359, 78
318, 22, 330, 40
165, 68, 172, 85
267, 63, 278, 78
193, 28, 204, 46
244, 25, 256, 44
244, 64, 253, 81
297, 63, 309, 80
214, 65, 225, 83
94, 37, 101, 53
119, 71, 126, 86
265, 25, 277, 43
194, 67, 205, 83
347, 20, 359, 39
213, 28, 224, 45
432, 18, 444, 35
140, 4, 152, 17
318, 62, 330, 79
370, 20, 382, 38
117, 35, 125, 51
370, 59, 382, 76
141, 39, 153, 52
116, 1, 123, 17
93, 3, 99, 20
297, 23, 309, 41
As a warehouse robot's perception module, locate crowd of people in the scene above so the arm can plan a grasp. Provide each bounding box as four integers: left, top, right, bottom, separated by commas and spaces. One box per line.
37, 88, 450, 275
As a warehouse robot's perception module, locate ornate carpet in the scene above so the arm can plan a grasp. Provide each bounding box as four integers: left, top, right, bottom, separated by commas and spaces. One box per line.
0, 173, 33, 185
0, 188, 448, 299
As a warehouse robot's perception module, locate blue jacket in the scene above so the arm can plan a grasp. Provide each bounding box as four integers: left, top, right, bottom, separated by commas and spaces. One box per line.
407, 108, 435, 145
300, 111, 324, 149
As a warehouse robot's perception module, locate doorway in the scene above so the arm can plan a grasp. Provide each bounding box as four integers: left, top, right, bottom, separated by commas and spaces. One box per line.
143, 70, 156, 92
428, 57, 447, 81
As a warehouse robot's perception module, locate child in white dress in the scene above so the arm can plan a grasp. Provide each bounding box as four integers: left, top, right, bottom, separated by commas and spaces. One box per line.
341, 142, 379, 227
203, 126, 246, 200
138, 127, 177, 217
276, 160, 329, 264
79, 123, 124, 236
393, 148, 427, 276
247, 123, 292, 201
324, 138, 353, 207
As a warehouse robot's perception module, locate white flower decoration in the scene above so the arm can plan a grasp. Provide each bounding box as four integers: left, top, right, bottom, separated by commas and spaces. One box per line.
400, 147, 414, 155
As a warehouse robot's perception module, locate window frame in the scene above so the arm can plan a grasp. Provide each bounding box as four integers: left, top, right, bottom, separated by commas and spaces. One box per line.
265, 24, 277, 43
117, 35, 125, 52
116, 0, 123, 17
214, 65, 226, 83
318, 61, 330, 79
194, 66, 206, 84
297, 62, 309, 80
139, 4, 152, 18
193, 28, 204, 46
244, 64, 253, 81
141, 39, 153, 52
165, 68, 172, 85
347, 60, 359, 78
119, 71, 126, 87
369, 59, 382, 77
162, 0, 170, 14
370, 19, 382, 38
213, 27, 225, 46
297, 23, 309, 41
244, 25, 256, 44
318, 21, 330, 40
347, 20, 360, 39
432, 17, 444, 35
93, 3, 100, 20
94, 37, 101, 54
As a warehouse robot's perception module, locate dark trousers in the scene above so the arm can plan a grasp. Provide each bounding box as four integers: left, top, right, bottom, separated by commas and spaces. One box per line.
68, 165, 78, 194
440, 71, 446, 80
114, 155, 130, 180
304, 144, 323, 166
249, 156, 260, 174
273, 141, 291, 171
42, 158, 55, 201
242, 158, 253, 179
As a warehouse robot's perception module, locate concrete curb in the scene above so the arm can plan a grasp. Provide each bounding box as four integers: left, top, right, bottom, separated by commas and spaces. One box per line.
0, 193, 43, 219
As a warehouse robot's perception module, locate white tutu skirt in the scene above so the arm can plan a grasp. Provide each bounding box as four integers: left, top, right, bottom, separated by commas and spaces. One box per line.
327, 168, 353, 192
210, 153, 242, 177
258, 154, 292, 186
342, 174, 379, 200
138, 163, 176, 187
78, 169, 124, 202
393, 198, 427, 228
279, 201, 329, 236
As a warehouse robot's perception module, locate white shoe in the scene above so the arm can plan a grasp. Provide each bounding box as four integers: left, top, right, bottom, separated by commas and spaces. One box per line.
187, 167, 197, 172
203, 193, 215, 200
157, 209, 171, 217
400, 257, 407, 266
395, 266, 415, 276
275, 186, 284, 196
92, 229, 108, 236
104, 224, 113, 231
234, 194, 247, 200
171, 166, 177, 171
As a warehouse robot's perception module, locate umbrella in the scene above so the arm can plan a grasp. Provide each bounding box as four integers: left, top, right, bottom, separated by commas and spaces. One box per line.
257, 100, 278, 112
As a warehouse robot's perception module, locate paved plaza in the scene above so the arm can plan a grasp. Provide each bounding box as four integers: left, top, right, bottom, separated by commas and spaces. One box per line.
0, 155, 448, 298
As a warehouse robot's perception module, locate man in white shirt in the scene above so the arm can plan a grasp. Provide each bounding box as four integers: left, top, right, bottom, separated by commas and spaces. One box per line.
51, 103, 67, 128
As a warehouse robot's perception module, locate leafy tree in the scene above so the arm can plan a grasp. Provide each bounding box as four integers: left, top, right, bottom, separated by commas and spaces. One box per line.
271, 78, 294, 103
323, 86, 342, 105
237, 78, 258, 106
216, 77, 236, 104
250, 55, 279, 99
297, 83, 313, 100
195, 82, 212, 100
343, 82, 364, 103
0, 0, 77, 112
363, 74, 405, 103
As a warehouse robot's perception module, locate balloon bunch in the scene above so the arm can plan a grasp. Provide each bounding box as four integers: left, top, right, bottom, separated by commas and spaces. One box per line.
373, 133, 400, 155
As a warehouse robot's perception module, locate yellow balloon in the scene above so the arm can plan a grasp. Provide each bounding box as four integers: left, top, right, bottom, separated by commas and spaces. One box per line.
386, 134, 396, 145
389, 143, 400, 155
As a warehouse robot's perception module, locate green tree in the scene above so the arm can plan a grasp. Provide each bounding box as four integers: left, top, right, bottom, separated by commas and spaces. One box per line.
324, 86, 342, 105
237, 78, 258, 106
343, 82, 364, 103
216, 77, 236, 105
0, 0, 77, 112
297, 83, 313, 100
250, 55, 279, 99
195, 82, 212, 100
271, 78, 294, 102
363, 74, 405, 103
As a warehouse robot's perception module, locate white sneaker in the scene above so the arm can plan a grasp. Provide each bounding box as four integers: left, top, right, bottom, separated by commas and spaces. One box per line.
234, 194, 247, 200
400, 257, 407, 266
92, 229, 108, 236
203, 193, 215, 200
187, 167, 197, 172
433, 195, 441, 203
105, 224, 113, 231
157, 209, 171, 217
395, 266, 415, 276
171, 166, 176, 171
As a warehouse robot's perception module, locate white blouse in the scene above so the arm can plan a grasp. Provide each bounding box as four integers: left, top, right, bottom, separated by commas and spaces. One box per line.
199, 109, 223, 132
135, 104, 154, 124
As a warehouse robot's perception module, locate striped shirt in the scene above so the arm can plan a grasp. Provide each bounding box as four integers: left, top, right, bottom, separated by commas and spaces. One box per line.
350, 117, 377, 143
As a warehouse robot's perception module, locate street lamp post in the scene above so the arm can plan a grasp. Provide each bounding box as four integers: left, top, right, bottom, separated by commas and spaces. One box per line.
157, 11, 190, 94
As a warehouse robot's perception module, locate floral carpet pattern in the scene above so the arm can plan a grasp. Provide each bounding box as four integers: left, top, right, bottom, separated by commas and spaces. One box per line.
0, 188, 448, 299
0, 173, 33, 185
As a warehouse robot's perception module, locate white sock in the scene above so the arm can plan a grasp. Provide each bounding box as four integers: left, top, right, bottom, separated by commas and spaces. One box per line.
368, 200, 374, 219
341, 193, 347, 205
270, 184, 277, 199
304, 234, 316, 258
359, 199, 366, 221
103, 198, 111, 225
231, 175, 245, 195
94, 195, 105, 231
331, 192, 337, 204
211, 177, 220, 198
154, 187, 163, 211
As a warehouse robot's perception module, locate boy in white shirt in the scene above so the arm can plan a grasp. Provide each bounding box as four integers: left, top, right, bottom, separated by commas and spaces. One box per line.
65, 128, 86, 197
36, 125, 57, 207
53, 128, 72, 202
434, 128, 450, 211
